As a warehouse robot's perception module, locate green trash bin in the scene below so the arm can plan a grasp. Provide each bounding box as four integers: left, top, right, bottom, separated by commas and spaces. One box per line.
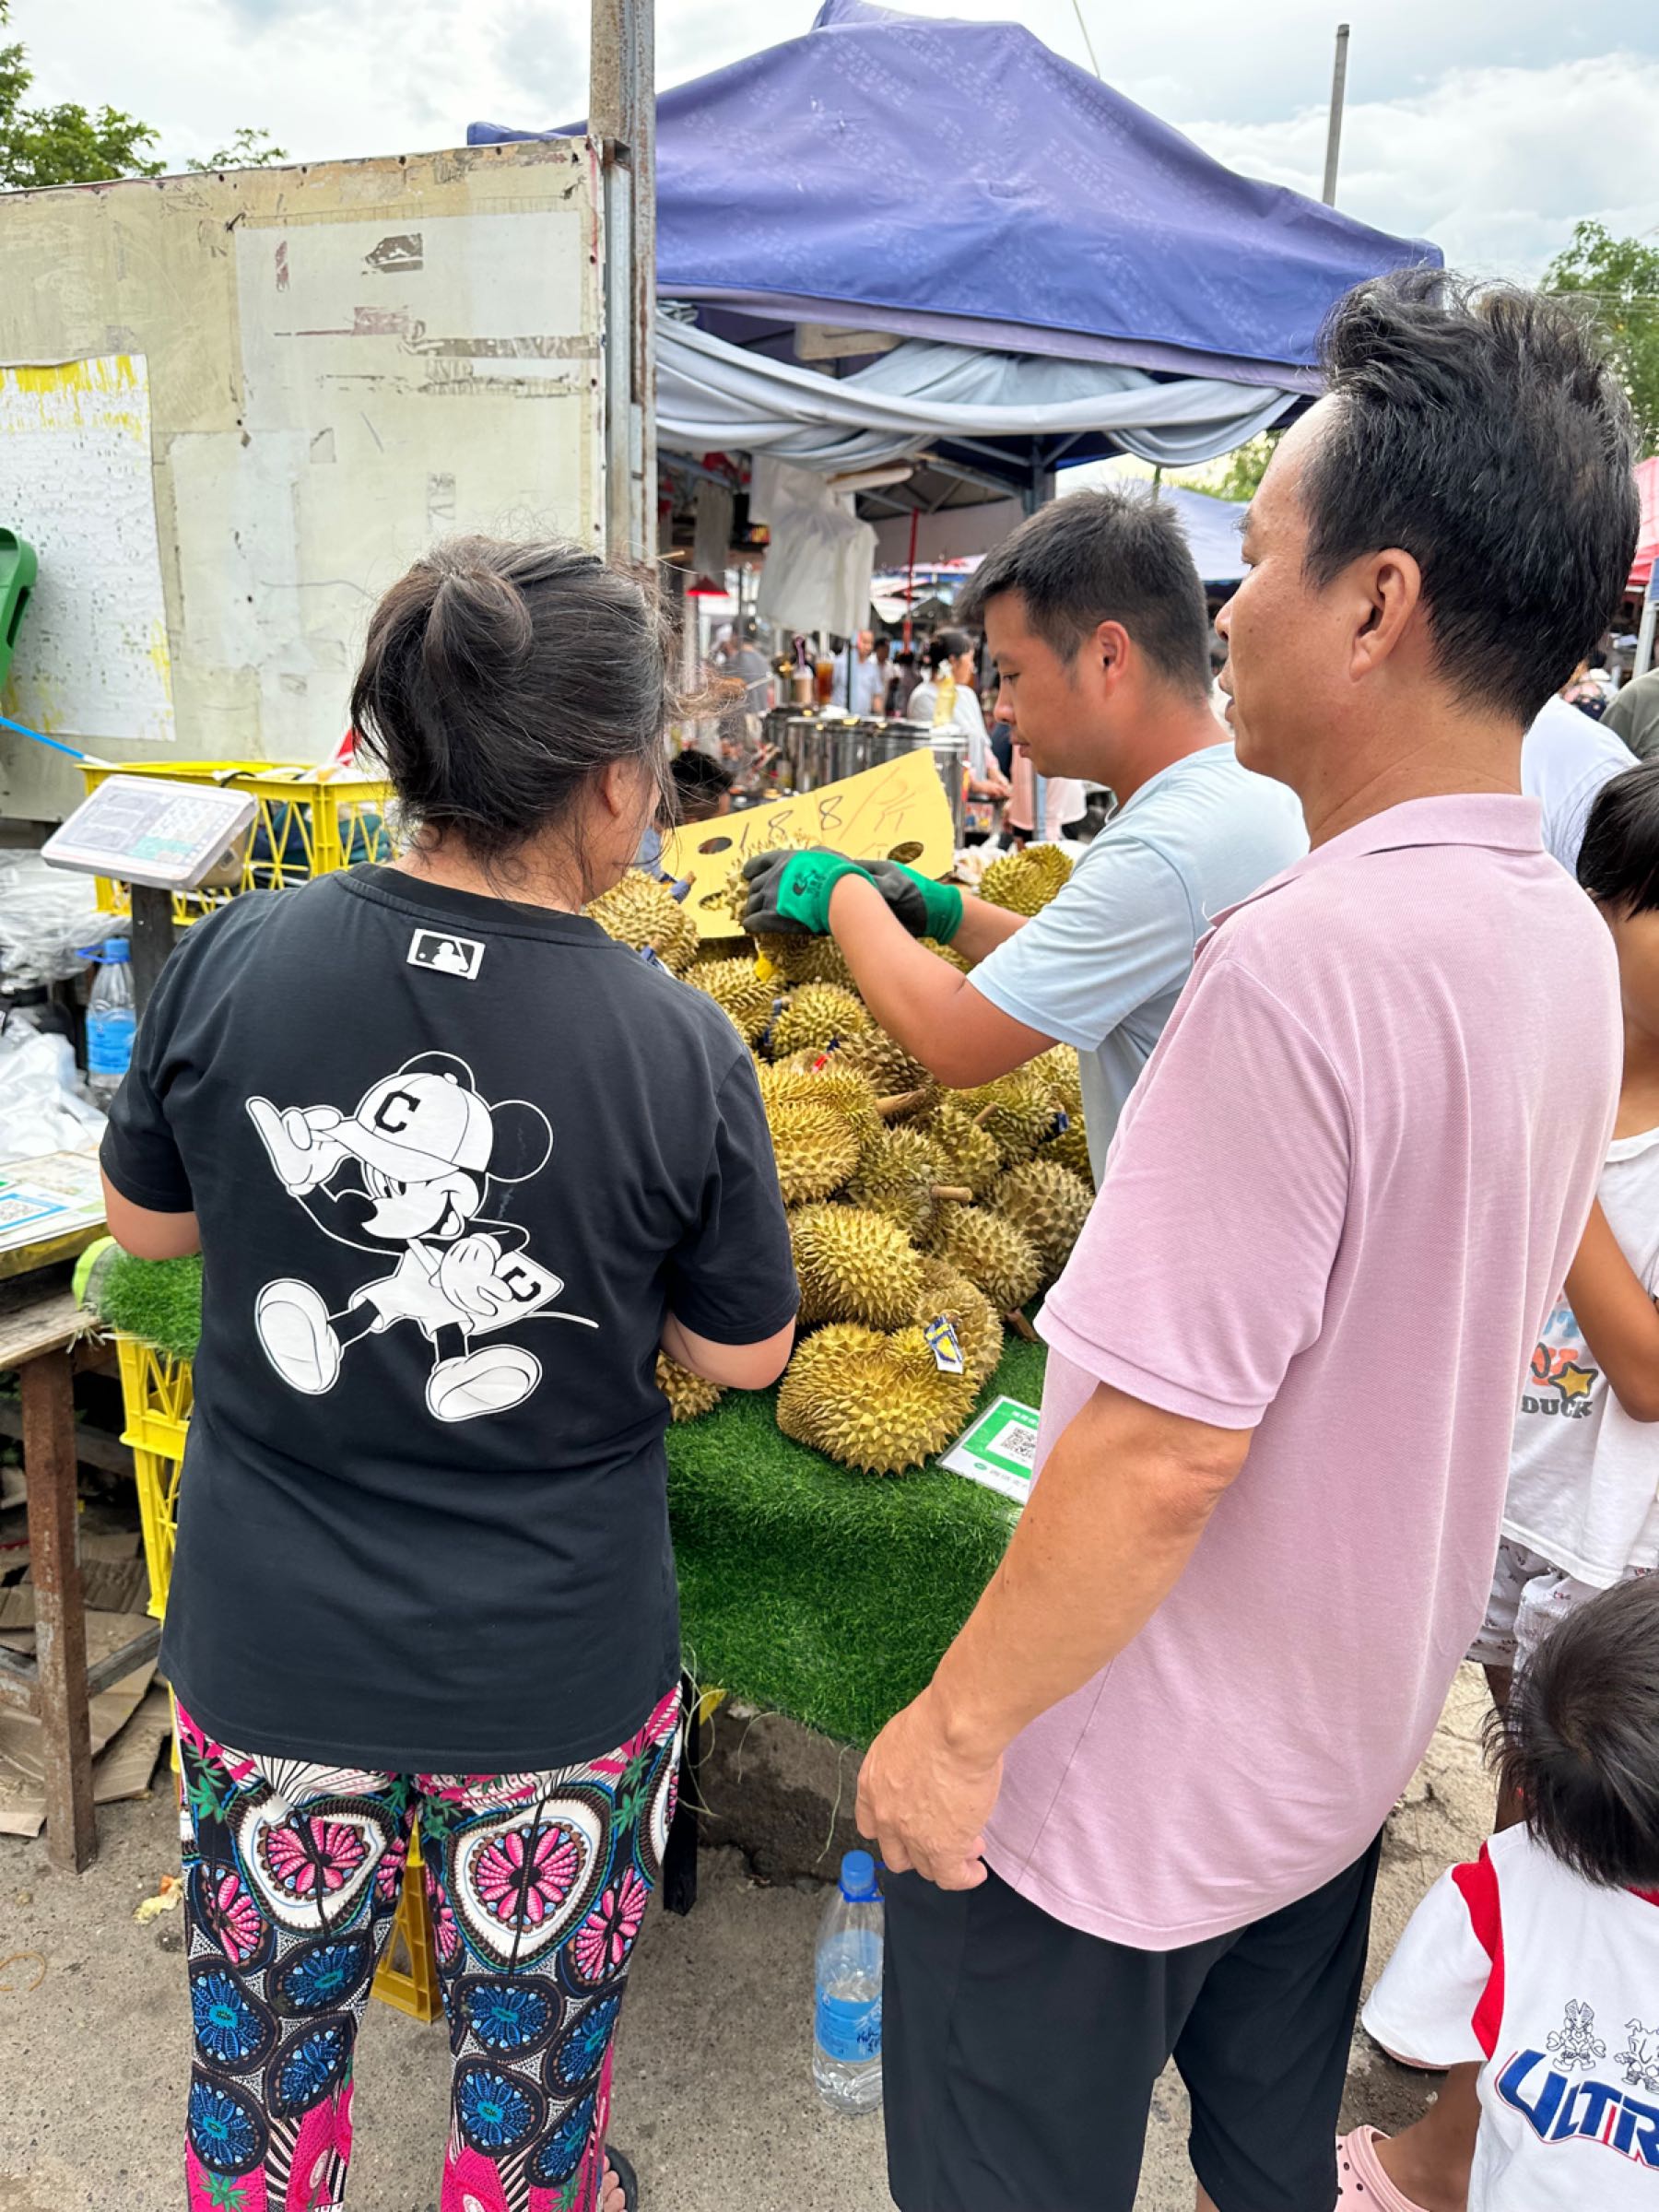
0, 528, 38, 694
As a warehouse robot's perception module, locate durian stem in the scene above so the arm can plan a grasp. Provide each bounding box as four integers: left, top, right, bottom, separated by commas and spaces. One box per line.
972, 1102, 997, 1127
877, 1088, 931, 1120
1004, 1309, 1039, 1342
931, 1184, 973, 1203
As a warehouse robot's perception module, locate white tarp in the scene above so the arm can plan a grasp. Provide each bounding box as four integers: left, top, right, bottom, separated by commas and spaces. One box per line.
657, 312, 1294, 473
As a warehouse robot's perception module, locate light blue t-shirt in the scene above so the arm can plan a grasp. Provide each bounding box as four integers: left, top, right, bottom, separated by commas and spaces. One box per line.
970, 742, 1307, 1182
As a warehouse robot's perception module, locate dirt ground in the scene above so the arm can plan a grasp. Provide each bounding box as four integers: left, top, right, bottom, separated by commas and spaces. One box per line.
0, 1667, 1495, 2212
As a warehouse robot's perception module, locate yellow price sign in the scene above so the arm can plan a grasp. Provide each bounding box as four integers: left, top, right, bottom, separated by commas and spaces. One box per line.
662, 747, 956, 937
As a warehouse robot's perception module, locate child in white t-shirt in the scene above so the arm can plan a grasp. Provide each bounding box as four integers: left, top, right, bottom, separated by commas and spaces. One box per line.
1343, 1575, 1659, 2210
1336, 764, 1659, 2208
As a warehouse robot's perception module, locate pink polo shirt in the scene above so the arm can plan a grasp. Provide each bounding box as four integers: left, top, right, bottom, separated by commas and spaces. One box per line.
983, 795, 1619, 1950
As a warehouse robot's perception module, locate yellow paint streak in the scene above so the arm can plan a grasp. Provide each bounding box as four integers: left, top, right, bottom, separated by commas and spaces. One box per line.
147, 618, 174, 705
0, 356, 149, 442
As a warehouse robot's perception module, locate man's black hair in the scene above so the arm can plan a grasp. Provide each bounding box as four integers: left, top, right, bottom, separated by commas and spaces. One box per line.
1301, 271, 1640, 727
1490, 1575, 1659, 1891
1577, 763, 1659, 913
956, 489, 1211, 699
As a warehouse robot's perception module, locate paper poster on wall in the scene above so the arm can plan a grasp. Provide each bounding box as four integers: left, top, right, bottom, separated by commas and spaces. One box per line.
659, 747, 956, 937
0, 357, 174, 747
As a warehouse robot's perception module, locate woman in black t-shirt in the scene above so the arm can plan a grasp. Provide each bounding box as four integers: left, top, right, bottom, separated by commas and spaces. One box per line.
100, 541, 798, 2212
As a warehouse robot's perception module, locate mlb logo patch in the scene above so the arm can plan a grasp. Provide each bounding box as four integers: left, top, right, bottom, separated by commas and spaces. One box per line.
407, 929, 485, 980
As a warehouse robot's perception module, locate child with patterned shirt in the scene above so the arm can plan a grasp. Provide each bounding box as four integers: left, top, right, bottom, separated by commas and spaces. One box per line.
1342, 1576, 1659, 2208
1336, 764, 1659, 2207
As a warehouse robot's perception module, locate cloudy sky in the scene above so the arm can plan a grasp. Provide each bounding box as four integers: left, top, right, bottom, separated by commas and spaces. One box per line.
18, 0, 1659, 276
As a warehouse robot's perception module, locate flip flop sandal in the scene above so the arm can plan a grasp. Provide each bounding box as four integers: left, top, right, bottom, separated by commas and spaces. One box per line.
1335, 2126, 1431, 2210
605, 2147, 640, 2211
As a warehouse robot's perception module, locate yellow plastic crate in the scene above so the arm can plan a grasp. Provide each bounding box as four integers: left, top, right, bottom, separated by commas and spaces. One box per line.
115, 1335, 442, 2023
78, 759, 394, 924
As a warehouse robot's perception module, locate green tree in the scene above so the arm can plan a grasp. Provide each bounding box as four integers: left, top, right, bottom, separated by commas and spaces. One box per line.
0, 4, 283, 192
1171, 431, 1279, 506
0, 1, 159, 187
1543, 221, 1659, 455
187, 127, 288, 173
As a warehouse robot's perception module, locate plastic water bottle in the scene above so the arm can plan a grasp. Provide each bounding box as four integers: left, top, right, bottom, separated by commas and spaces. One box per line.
813, 1849, 884, 2114
85, 938, 135, 1109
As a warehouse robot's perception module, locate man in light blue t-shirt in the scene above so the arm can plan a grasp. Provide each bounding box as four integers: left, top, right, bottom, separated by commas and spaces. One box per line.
743, 491, 1307, 1182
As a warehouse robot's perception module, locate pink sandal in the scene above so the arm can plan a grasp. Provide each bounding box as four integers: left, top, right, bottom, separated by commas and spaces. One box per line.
1335, 2127, 1432, 2210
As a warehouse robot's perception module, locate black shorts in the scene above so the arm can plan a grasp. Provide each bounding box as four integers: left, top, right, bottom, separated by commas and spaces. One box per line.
883, 1836, 1382, 2212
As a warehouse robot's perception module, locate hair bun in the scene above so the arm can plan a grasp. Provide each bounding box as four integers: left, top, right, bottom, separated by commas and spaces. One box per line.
425, 555, 534, 672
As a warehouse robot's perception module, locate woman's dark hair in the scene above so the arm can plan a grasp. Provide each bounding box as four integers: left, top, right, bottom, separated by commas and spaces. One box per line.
350, 536, 677, 868
1301, 271, 1640, 727
1577, 764, 1659, 914
926, 629, 972, 673
669, 749, 734, 820
956, 489, 1211, 700
1488, 1575, 1659, 1891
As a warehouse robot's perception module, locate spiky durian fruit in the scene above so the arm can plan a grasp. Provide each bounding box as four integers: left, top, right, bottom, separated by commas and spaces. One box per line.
767, 1102, 862, 1206
689, 937, 759, 967
956, 1069, 1065, 1164
765, 935, 856, 990
932, 1204, 1043, 1314
922, 935, 972, 974
777, 1322, 976, 1476
759, 1058, 886, 1149
846, 1125, 966, 1241
911, 1258, 1004, 1390
791, 1204, 924, 1328
684, 959, 776, 1044
656, 1353, 724, 1424
992, 1158, 1094, 1277
1042, 1119, 1093, 1184
586, 871, 700, 973
922, 1100, 1005, 1199
1027, 1043, 1084, 1119
977, 843, 1074, 917
832, 1027, 937, 1112
768, 982, 871, 1060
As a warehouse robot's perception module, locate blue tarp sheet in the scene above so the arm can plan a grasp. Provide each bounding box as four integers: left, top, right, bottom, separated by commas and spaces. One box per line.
471, 0, 1439, 386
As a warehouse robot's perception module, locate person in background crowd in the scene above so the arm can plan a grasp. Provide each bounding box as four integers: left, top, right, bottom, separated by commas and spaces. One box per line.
100, 537, 798, 2212
741, 492, 1304, 1185
831, 628, 882, 714
1606, 663, 1659, 764
1346, 1577, 1659, 2212
1562, 646, 1616, 718
988, 694, 1016, 784
1521, 688, 1639, 874
1004, 742, 1088, 844
873, 634, 892, 712
892, 646, 923, 716
721, 619, 772, 714
853, 273, 1635, 2212
1336, 761, 1659, 2212
670, 749, 735, 824
905, 629, 1013, 811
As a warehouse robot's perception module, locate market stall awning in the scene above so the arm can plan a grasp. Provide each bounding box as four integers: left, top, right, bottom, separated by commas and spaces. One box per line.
471, 0, 1439, 391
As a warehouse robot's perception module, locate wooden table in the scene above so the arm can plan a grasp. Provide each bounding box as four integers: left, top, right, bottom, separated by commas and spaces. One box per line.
0, 1270, 160, 1870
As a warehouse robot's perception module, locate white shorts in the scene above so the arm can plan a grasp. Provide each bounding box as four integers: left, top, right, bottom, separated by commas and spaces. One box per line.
1468, 1536, 1649, 1673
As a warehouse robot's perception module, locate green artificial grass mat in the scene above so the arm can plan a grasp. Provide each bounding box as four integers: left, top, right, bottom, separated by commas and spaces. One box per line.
88, 1250, 1042, 1745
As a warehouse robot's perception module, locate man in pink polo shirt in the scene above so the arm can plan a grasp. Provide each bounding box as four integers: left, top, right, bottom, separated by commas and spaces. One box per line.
856, 273, 1642, 2212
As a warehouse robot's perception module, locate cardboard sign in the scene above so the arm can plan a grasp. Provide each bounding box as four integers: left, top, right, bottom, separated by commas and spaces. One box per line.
662, 747, 955, 937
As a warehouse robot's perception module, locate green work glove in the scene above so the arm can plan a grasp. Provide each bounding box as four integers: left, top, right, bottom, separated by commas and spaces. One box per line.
864, 860, 965, 945
741, 849, 877, 936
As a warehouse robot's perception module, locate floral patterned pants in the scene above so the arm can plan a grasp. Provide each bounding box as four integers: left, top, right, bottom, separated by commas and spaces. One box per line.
174, 1687, 682, 2212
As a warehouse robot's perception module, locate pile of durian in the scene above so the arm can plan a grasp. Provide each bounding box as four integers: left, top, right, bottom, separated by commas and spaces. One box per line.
584, 846, 1091, 1476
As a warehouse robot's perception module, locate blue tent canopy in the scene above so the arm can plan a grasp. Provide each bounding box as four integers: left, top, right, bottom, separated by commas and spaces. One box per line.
471, 0, 1439, 391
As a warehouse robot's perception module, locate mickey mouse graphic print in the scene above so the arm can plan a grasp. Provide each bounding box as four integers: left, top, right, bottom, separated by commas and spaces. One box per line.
100, 866, 798, 1774
247, 1053, 594, 1423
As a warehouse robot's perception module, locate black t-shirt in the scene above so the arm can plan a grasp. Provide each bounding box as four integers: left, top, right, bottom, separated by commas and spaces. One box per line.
102, 867, 797, 1771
